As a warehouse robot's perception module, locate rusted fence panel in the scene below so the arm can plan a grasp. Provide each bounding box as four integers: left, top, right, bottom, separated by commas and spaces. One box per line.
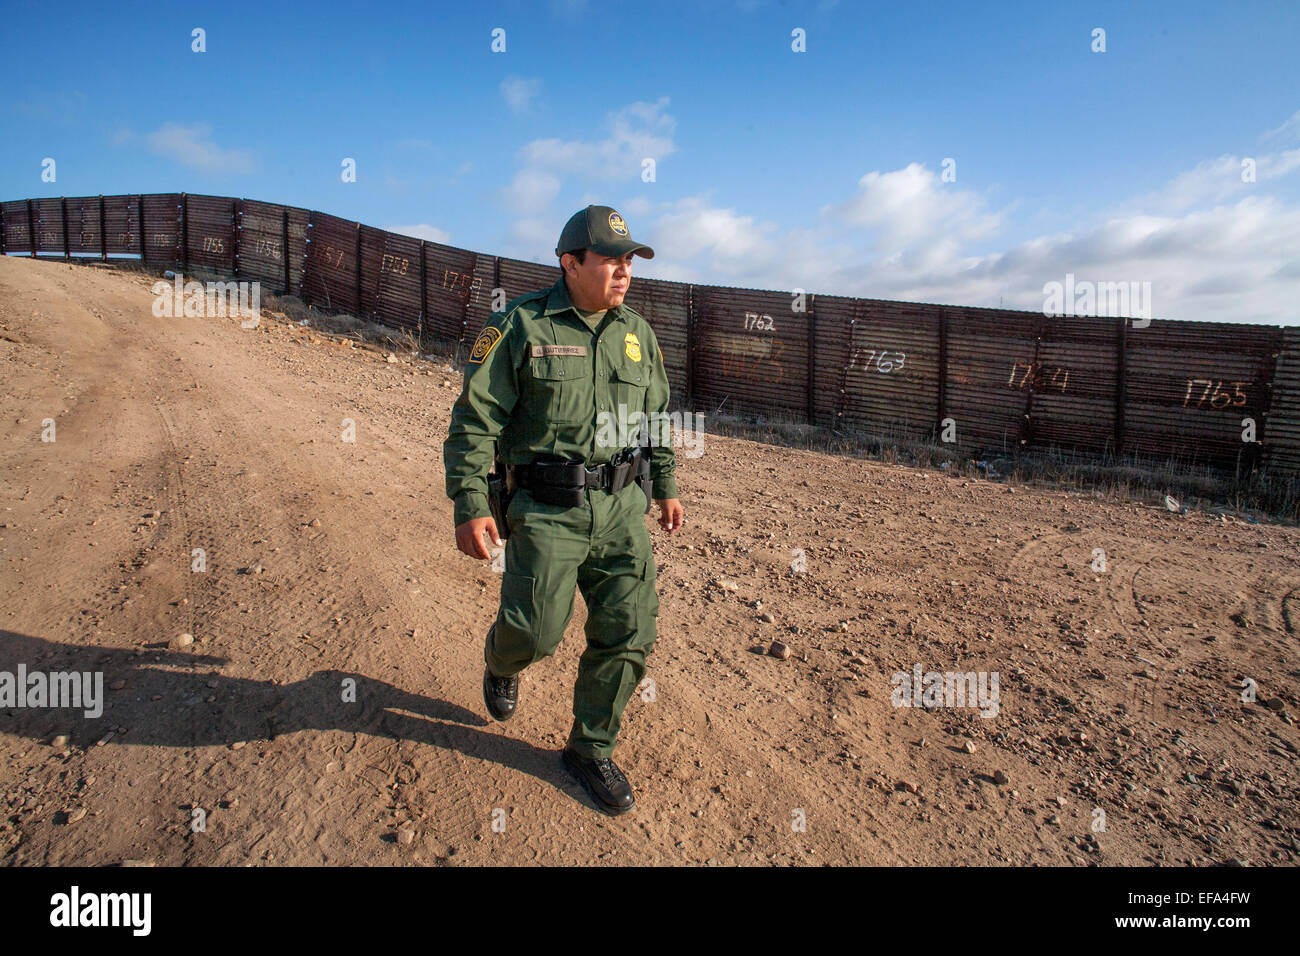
184, 194, 236, 274
1123, 319, 1277, 468
1022, 315, 1119, 456
691, 285, 809, 419
103, 194, 141, 256
2, 200, 31, 253
1265, 327, 1300, 472
64, 196, 101, 256
236, 199, 306, 294
944, 307, 1038, 454
360, 225, 421, 335
303, 211, 360, 315
33, 198, 63, 255
837, 298, 941, 442
141, 194, 182, 266
421, 242, 485, 348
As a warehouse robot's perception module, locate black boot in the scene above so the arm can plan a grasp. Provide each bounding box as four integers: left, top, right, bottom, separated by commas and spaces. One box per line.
483, 666, 519, 722
562, 747, 635, 815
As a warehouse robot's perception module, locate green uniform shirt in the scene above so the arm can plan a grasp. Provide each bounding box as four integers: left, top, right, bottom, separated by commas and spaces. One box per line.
444, 275, 678, 527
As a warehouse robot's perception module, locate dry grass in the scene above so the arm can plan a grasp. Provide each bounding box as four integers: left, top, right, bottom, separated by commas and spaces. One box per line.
701, 407, 1299, 526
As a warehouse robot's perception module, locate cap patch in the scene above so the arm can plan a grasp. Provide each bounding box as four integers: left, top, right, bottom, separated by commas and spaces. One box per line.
608, 212, 628, 236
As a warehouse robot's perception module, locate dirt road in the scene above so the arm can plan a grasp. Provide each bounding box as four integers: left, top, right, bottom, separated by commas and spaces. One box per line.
1, 255, 1297, 866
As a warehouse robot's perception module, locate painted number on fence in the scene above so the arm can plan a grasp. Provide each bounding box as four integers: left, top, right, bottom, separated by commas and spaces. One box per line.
317, 244, 346, 270
849, 349, 906, 373
253, 236, 282, 260
442, 270, 483, 302
1183, 379, 1249, 409
202, 236, 226, 254
380, 254, 409, 275
744, 312, 774, 332
1007, 361, 1069, 392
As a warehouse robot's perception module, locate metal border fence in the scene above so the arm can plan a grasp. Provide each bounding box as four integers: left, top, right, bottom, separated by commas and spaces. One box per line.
2, 192, 1295, 473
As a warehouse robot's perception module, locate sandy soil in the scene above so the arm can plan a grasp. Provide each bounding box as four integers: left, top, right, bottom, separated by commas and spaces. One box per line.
1, 255, 1297, 866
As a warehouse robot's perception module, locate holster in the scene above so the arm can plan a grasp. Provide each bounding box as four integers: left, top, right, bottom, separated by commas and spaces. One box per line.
636, 442, 652, 514
486, 446, 514, 540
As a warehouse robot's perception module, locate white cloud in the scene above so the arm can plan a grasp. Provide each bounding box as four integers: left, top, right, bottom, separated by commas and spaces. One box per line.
502, 168, 563, 216
144, 122, 255, 174
513, 97, 676, 186
500, 97, 677, 247
822, 162, 1003, 250
1263, 109, 1300, 144
388, 223, 452, 244
500, 76, 542, 115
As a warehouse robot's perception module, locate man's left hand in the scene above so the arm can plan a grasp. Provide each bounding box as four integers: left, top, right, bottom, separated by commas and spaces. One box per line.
654, 498, 684, 533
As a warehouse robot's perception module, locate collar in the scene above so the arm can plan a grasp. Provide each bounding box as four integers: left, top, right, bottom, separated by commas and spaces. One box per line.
543, 276, 626, 323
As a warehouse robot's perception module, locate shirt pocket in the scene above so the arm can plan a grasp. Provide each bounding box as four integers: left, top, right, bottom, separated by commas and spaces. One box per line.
610, 363, 649, 421
527, 354, 592, 425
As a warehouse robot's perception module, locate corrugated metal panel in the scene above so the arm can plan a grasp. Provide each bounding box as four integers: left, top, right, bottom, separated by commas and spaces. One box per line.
836, 298, 940, 440
423, 241, 484, 346
1124, 319, 1277, 468
361, 226, 421, 334
623, 276, 690, 410
236, 199, 289, 289
2, 200, 31, 253
103, 195, 141, 256
454, 252, 498, 349
33, 198, 63, 255
303, 211, 359, 315
945, 307, 1038, 453
1265, 327, 1300, 472
1025, 315, 1119, 455
184, 194, 235, 273
64, 196, 101, 256
142, 194, 182, 266
804, 294, 855, 430
692, 285, 809, 419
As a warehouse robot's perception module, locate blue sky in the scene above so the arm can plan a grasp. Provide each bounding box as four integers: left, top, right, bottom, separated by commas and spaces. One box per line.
3, 0, 1298, 323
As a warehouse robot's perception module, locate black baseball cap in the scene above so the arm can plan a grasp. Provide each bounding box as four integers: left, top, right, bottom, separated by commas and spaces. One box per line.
556, 205, 654, 259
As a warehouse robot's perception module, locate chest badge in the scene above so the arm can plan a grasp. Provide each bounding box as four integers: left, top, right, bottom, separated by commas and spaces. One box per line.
624, 331, 642, 362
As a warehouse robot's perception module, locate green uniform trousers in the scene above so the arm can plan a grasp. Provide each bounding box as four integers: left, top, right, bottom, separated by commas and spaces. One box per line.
486, 478, 659, 759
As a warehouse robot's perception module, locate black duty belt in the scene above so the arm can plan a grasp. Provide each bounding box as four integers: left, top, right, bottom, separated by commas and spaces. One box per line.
510, 446, 649, 507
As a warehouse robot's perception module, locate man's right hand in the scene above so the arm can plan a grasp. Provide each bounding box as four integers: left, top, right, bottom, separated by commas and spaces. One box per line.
455, 516, 503, 559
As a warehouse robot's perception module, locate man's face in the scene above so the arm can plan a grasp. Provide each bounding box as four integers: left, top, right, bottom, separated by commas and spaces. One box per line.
564, 250, 634, 311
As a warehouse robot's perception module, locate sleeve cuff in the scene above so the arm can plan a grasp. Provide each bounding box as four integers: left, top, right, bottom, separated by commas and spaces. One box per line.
454, 491, 492, 526
651, 476, 678, 500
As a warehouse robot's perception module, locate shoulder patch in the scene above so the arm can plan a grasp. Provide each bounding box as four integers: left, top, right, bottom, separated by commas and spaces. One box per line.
468, 325, 503, 364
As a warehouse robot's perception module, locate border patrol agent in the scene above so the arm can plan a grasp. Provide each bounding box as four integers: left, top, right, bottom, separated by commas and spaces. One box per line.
443, 205, 684, 815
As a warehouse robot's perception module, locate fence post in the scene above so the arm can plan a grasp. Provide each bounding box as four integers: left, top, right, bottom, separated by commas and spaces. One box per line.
61, 197, 69, 260
281, 207, 290, 294
935, 308, 949, 437
99, 195, 106, 260
1114, 315, 1127, 461
26, 199, 36, 257
419, 240, 427, 350
231, 198, 240, 276
685, 285, 696, 412
138, 196, 146, 263
0, 204, 5, 256
806, 294, 816, 426
302, 210, 314, 307
180, 193, 189, 271
354, 222, 362, 318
